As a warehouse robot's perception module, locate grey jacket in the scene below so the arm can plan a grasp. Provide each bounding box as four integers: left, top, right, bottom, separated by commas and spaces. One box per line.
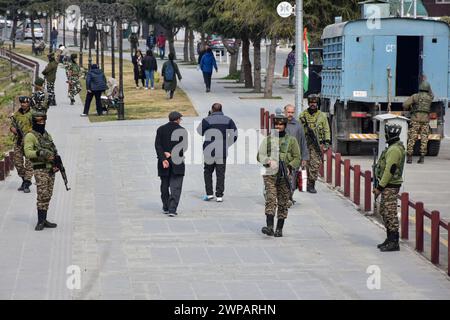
286, 118, 309, 161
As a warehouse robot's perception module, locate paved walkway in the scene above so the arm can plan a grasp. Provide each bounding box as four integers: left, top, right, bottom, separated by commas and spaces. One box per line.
0, 55, 450, 300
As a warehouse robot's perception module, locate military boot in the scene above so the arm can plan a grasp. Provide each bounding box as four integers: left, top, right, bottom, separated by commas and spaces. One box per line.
261, 215, 274, 236
23, 180, 32, 193
70, 98, 75, 105
35, 210, 46, 231
377, 230, 389, 249
274, 219, 285, 237
17, 178, 25, 191
42, 210, 57, 228
380, 231, 400, 252
307, 181, 317, 194
417, 155, 425, 164
406, 155, 413, 164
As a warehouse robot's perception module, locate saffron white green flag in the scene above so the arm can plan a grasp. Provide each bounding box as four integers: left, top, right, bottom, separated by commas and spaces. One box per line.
303, 28, 309, 93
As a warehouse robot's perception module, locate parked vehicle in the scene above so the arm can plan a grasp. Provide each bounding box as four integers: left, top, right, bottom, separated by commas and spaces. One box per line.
207, 34, 235, 54
0, 17, 12, 28
16, 20, 44, 40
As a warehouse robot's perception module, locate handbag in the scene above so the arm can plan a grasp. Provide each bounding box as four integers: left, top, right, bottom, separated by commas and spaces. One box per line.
282, 65, 289, 78
297, 169, 307, 192
154, 71, 160, 83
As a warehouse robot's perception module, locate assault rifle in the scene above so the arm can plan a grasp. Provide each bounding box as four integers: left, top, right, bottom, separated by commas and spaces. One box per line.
10, 116, 25, 146
279, 160, 293, 202
372, 148, 379, 213
54, 155, 71, 191
301, 117, 322, 158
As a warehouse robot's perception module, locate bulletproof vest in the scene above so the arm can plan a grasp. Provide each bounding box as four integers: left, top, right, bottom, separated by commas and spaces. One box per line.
413, 92, 432, 114
33, 130, 57, 158
301, 110, 325, 141
31, 91, 49, 112
265, 134, 293, 162
376, 141, 405, 183
13, 109, 32, 134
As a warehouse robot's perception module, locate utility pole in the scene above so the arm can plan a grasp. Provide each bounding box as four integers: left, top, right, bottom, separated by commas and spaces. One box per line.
295, 0, 304, 117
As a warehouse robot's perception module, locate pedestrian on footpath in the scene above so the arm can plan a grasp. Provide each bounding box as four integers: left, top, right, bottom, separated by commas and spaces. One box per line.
257, 113, 301, 237
286, 45, 295, 88
299, 94, 331, 193
81, 24, 89, 50
50, 27, 58, 52
155, 111, 188, 217
403, 81, 433, 164
373, 124, 406, 252
10, 96, 34, 193
143, 50, 158, 90
197, 103, 238, 202
156, 32, 167, 59
200, 48, 218, 93
132, 49, 145, 89
42, 53, 58, 107
283, 104, 309, 203
24, 111, 59, 231
146, 32, 156, 52
162, 53, 182, 99
81, 64, 108, 116
66, 53, 82, 105
30, 77, 48, 114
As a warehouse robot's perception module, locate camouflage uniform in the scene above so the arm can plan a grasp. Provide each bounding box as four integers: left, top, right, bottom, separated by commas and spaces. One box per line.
42, 57, 58, 106
24, 116, 58, 231
30, 90, 48, 113
10, 107, 33, 184
257, 132, 300, 221
403, 83, 433, 157
375, 139, 405, 251
66, 61, 82, 102
299, 109, 330, 183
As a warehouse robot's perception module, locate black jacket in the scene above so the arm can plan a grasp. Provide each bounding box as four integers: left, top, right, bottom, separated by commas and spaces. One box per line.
155, 121, 188, 176
86, 67, 108, 92
143, 55, 157, 71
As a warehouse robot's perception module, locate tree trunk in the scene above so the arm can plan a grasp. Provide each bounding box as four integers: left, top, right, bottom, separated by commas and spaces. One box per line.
142, 22, 149, 39
183, 27, 189, 62
239, 61, 245, 83
201, 32, 206, 47
167, 27, 176, 59
253, 37, 262, 92
264, 37, 277, 98
189, 29, 196, 63
74, 28, 78, 47
223, 38, 240, 76
242, 36, 253, 88
31, 14, 36, 44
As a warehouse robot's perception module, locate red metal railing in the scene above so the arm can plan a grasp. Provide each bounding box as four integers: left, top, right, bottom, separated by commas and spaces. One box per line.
260, 107, 450, 276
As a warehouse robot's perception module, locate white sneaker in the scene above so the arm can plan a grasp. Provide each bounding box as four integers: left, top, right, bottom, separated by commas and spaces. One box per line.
151, 87, 154, 90
80, 113, 88, 117
216, 197, 223, 202
145, 87, 149, 90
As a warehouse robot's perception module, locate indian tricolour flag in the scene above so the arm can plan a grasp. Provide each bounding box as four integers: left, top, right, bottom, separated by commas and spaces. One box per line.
303, 27, 309, 93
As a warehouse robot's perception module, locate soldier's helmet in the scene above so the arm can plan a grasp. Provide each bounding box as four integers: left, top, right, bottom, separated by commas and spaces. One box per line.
19, 96, 31, 104
419, 81, 431, 93
307, 94, 320, 104
385, 123, 402, 142
34, 77, 45, 87
273, 113, 288, 126
31, 110, 47, 121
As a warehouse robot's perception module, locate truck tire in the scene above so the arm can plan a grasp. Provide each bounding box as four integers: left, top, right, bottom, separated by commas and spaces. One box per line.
427, 140, 440, 157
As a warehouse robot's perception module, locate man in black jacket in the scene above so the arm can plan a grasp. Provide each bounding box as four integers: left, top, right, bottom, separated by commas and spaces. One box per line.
196, 103, 238, 202
155, 111, 189, 216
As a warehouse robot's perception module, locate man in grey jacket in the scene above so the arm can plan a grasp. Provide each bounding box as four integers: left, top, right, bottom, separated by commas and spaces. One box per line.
283, 104, 309, 203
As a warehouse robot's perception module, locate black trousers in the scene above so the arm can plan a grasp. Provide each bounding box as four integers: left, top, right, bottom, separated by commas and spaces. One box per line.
160, 172, 184, 214
202, 72, 212, 90
83, 90, 103, 115
204, 160, 226, 197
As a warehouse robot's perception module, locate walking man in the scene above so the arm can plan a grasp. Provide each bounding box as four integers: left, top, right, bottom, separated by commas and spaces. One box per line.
42, 53, 58, 107
10, 96, 34, 193
283, 104, 309, 202
156, 32, 166, 59
66, 54, 82, 105
286, 45, 295, 88
197, 103, 238, 202
162, 53, 182, 99
24, 111, 59, 231
200, 48, 218, 92
30, 77, 48, 113
403, 81, 433, 164
373, 124, 406, 252
299, 94, 330, 193
257, 114, 301, 237
155, 112, 188, 216
50, 27, 58, 52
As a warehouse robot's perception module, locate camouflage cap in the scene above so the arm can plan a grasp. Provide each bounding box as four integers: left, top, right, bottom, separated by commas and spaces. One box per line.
307, 94, 320, 104
419, 81, 431, 93
273, 113, 288, 125
34, 77, 45, 87
18, 96, 31, 103
31, 110, 47, 120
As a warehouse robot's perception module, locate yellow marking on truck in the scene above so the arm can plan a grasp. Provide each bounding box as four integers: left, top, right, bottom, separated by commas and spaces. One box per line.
349, 134, 378, 140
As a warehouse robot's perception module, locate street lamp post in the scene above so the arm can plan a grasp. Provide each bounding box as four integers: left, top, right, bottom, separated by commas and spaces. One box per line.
296, 0, 304, 114
87, 18, 94, 69
79, 20, 83, 67
111, 20, 115, 79
118, 20, 128, 120
102, 23, 111, 72
96, 20, 103, 66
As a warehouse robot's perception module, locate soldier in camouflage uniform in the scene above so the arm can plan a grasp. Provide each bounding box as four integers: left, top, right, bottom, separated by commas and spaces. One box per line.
10, 96, 34, 193
299, 94, 331, 193
373, 124, 406, 252
403, 81, 433, 164
30, 77, 48, 113
257, 114, 301, 237
24, 111, 58, 231
66, 53, 82, 105
42, 53, 58, 107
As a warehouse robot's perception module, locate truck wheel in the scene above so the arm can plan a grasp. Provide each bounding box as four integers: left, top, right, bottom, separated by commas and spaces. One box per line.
333, 140, 348, 156
427, 140, 440, 157
348, 142, 361, 155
